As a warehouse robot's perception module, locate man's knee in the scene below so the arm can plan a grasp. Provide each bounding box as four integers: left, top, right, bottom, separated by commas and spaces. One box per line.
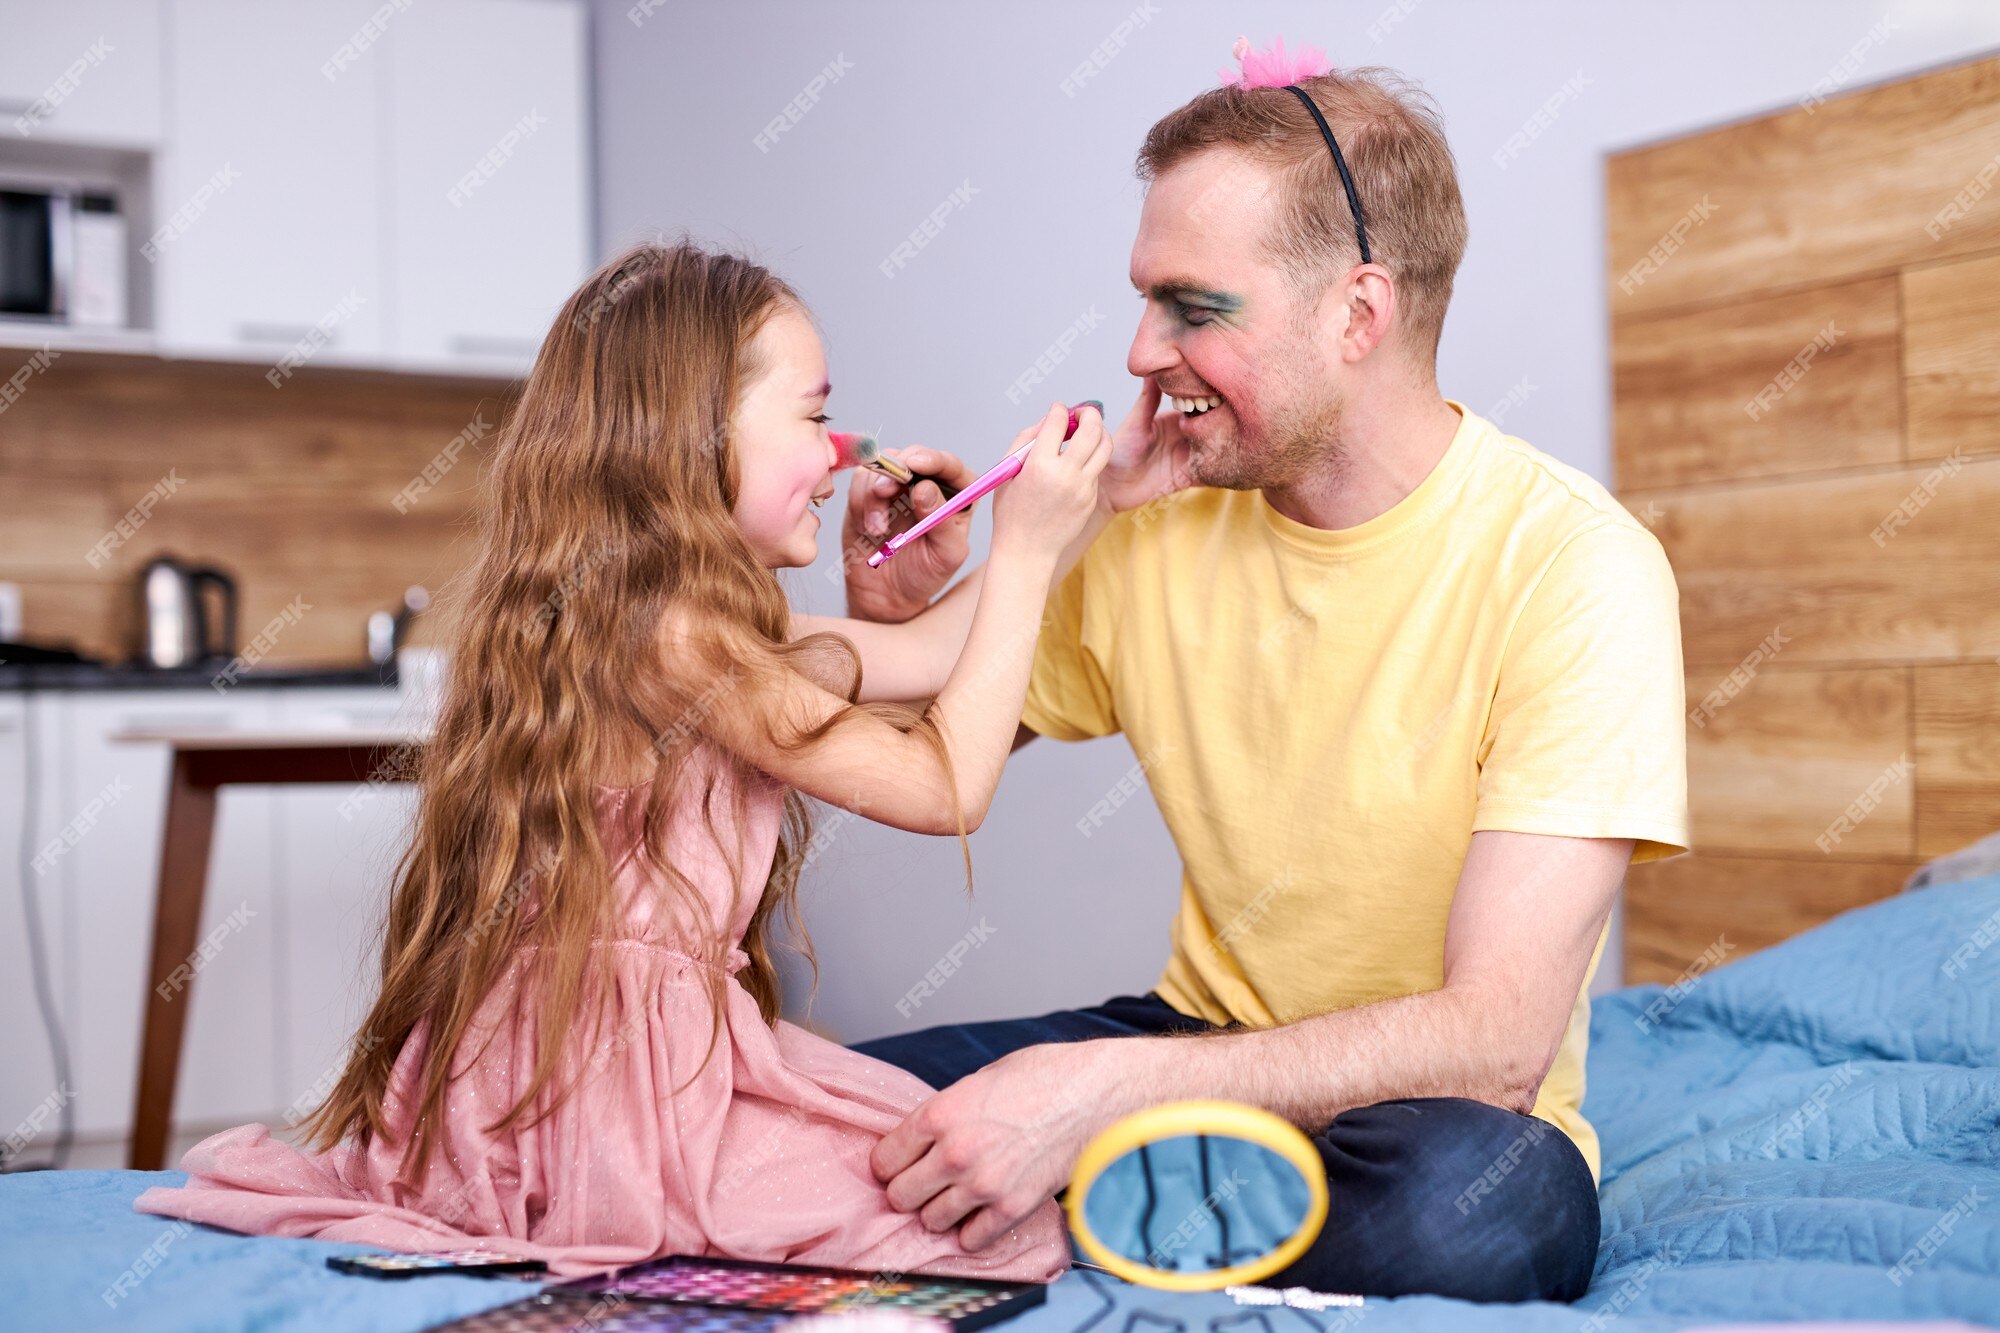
1277, 1097, 1600, 1302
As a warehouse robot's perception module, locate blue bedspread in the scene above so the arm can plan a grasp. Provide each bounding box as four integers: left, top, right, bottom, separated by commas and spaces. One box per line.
6, 877, 1998, 1332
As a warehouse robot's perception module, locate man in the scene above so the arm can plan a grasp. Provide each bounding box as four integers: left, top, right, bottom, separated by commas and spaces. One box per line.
838, 58, 1687, 1303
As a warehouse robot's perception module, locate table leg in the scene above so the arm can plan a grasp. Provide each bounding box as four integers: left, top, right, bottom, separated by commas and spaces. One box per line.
128, 752, 218, 1171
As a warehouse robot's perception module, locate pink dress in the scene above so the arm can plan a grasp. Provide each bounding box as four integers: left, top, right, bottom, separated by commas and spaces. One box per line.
134, 745, 1071, 1282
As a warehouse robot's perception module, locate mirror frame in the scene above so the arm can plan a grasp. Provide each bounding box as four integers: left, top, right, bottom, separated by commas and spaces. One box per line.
1065, 1098, 1330, 1291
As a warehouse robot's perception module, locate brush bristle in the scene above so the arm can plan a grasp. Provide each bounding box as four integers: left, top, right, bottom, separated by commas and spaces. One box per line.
829, 430, 879, 468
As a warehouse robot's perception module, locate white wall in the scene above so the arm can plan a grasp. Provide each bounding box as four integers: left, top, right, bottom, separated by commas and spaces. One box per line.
591, 0, 2000, 1042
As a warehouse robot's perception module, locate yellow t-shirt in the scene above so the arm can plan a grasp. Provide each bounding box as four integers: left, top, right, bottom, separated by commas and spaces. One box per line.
1021, 401, 1688, 1179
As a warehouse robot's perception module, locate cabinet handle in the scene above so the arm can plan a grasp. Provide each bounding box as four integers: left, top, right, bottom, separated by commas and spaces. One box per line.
237, 322, 337, 347
449, 334, 539, 358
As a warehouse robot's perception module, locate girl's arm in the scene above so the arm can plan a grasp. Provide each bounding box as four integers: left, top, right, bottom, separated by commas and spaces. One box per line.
704, 405, 1109, 832
792, 499, 1113, 703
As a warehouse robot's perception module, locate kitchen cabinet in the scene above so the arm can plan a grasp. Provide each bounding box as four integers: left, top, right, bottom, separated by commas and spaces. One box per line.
155, 1, 389, 365
0, 685, 417, 1160
0, 0, 163, 148
19, 0, 591, 377
386, 0, 591, 373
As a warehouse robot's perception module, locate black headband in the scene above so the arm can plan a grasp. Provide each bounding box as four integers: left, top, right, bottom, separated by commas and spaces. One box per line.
1280, 83, 1372, 265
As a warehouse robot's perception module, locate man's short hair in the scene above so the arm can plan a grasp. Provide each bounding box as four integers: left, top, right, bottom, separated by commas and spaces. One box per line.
1137, 67, 1468, 361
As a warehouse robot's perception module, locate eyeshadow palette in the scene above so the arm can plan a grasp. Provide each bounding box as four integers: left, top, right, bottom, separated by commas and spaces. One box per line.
558, 1254, 1047, 1331
431, 1290, 792, 1332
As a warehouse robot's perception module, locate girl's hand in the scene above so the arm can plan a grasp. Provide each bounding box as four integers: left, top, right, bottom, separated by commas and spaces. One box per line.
990, 402, 1110, 562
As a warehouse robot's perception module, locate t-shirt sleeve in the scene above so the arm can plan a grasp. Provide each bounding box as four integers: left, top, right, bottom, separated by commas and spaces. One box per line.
1020, 553, 1121, 742
1474, 521, 1689, 863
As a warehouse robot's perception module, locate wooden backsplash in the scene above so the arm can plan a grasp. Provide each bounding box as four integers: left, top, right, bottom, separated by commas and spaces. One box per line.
1609, 54, 2000, 983
0, 351, 514, 667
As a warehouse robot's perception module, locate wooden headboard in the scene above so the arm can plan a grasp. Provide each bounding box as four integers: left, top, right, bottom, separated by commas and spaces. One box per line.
1608, 53, 2000, 984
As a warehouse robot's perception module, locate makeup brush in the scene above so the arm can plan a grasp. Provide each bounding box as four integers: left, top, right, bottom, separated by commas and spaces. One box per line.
830, 431, 960, 500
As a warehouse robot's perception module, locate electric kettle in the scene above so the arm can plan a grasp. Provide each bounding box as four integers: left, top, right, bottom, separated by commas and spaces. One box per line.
136, 556, 239, 669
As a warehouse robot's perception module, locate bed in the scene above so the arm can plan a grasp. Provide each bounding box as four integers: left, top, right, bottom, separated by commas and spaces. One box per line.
5, 874, 1996, 1332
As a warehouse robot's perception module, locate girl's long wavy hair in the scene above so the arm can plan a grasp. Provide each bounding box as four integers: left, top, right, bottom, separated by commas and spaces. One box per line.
302, 241, 964, 1183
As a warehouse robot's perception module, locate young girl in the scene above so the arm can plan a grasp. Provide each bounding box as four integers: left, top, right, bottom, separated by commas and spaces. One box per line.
134, 242, 1109, 1282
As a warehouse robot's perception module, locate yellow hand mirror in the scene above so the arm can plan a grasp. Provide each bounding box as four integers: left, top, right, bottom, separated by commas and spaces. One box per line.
1066, 1099, 1329, 1292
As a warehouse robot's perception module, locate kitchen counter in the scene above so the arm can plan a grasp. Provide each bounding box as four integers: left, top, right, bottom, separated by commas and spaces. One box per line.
0, 660, 399, 692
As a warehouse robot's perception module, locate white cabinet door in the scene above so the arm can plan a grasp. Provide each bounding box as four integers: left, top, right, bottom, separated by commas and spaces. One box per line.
0, 0, 163, 147
269, 688, 415, 1119
386, 0, 589, 374
60, 692, 283, 1139
154, 1, 386, 365
0, 695, 65, 1161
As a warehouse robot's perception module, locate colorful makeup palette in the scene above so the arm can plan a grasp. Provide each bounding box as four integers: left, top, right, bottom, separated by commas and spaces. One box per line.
557, 1255, 1047, 1331
429, 1290, 792, 1332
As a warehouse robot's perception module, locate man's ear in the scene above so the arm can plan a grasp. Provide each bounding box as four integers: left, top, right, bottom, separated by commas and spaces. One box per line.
1325, 265, 1396, 363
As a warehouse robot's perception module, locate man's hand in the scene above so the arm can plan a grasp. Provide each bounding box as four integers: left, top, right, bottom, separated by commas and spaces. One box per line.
841, 446, 977, 624
871, 1039, 1155, 1252
1099, 378, 1196, 516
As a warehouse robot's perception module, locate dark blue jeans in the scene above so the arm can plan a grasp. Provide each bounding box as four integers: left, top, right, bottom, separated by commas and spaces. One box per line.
852, 992, 1601, 1303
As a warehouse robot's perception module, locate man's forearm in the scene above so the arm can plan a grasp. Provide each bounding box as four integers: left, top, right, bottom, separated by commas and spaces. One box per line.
1114, 984, 1550, 1132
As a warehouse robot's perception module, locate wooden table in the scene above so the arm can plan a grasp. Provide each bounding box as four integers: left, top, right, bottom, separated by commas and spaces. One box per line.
112, 727, 425, 1171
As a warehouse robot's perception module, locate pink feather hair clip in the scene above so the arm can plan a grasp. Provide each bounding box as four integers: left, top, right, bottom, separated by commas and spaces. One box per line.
1218, 34, 1332, 89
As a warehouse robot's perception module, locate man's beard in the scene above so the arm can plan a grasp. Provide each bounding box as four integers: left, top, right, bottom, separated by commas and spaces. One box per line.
1188, 354, 1345, 493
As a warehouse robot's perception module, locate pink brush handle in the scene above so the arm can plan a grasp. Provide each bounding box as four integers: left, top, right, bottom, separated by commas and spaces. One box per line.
866, 401, 1098, 568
